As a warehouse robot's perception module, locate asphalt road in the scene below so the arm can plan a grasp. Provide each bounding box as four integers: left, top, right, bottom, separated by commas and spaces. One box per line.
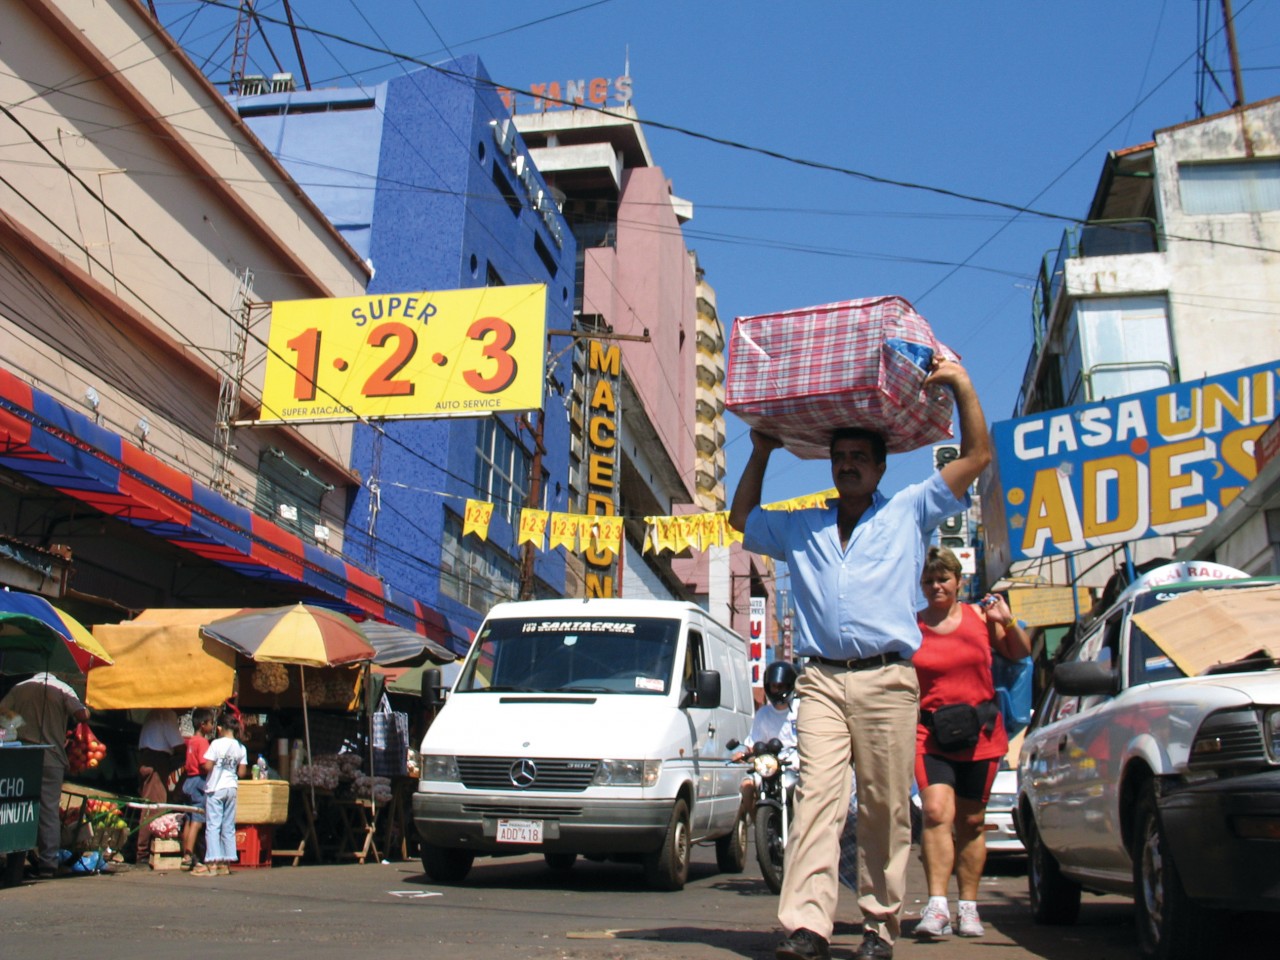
0, 844, 1261, 959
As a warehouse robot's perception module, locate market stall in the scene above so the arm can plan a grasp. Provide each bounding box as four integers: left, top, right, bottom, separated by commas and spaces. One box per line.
1, 606, 99, 883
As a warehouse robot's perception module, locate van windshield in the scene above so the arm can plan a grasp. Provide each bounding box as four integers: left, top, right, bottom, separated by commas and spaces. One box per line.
457, 617, 681, 695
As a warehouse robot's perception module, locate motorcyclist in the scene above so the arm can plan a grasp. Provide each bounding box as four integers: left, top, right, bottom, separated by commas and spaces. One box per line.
733, 660, 799, 814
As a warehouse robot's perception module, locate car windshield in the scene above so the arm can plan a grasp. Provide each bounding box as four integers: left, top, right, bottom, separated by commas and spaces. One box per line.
1127, 582, 1265, 686
456, 616, 681, 695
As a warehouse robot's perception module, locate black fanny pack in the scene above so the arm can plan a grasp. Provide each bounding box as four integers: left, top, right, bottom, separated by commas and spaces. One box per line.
922, 700, 999, 751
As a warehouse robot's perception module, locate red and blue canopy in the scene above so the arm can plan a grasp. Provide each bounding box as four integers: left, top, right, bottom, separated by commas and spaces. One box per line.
0, 368, 450, 647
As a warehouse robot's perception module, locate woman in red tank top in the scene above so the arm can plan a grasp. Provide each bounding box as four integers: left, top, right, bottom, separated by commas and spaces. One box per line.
911, 546, 1030, 941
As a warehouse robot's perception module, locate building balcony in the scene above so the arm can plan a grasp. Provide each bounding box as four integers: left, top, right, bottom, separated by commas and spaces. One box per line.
695, 418, 725, 456
695, 312, 724, 352
696, 356, 724, 389
1018, 217, 1164, 416
696, 396, 725, 421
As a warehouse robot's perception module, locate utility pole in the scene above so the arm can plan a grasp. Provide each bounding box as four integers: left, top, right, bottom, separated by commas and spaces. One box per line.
1221, 0, 1247, 108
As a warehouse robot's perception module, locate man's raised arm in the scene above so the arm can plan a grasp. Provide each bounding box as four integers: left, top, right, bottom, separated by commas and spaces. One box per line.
925, 359, 991, 501
728, 430, 782, 532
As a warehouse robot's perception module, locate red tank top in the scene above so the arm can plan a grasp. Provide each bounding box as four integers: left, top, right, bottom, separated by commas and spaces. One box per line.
914, 603, 1008, 761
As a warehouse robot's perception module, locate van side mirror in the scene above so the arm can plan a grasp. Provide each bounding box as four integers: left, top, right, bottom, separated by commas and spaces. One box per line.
686, 669, 721, 709
1052, 660, 1119, 697
421, 667, 445, 706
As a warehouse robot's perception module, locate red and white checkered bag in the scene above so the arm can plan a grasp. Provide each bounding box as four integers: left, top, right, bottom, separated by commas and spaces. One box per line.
727, 295, 957, 459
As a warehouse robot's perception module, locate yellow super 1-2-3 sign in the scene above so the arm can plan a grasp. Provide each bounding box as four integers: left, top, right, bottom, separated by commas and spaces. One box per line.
259, 285, 547, 423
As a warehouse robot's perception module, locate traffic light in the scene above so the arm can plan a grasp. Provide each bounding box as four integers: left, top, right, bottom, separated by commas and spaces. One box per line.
939, 511, 968, 552
933, 443, 959, 471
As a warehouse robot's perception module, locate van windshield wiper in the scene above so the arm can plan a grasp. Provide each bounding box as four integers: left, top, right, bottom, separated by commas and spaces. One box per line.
558, 685, 611, 693
473, 684, 536, 692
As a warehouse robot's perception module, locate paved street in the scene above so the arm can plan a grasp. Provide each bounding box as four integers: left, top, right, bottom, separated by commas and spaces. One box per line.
6, 841, 1249, 960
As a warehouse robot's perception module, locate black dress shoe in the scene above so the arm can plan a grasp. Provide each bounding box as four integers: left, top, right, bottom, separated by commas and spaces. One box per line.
776, 927, 830, 960
854, 930, 893, 960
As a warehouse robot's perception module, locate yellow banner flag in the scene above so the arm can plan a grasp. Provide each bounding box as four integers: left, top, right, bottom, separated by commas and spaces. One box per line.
517, 508, 549, 548
672, 515, 695, 553
725, 516, 744, 544
763, 487, 837, 511
700, 512, 724, 549
596, 515, 624, 554
653, 516, 674, 553
462, 499, 494, 540
548, 512, 578, 551
576, 515, 597, 549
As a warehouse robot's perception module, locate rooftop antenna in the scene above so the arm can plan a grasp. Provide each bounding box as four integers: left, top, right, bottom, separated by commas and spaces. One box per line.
1220, 0, 1246, 107
229, 1, 254, 95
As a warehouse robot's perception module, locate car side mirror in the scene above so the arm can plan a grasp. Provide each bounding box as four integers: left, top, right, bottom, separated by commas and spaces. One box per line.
1052, 660, 1119, 697
685, 669, 721, 709
421, 667, 445, 706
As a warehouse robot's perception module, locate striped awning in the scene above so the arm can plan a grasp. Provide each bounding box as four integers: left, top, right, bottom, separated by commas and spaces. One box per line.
0, 367, 450, 644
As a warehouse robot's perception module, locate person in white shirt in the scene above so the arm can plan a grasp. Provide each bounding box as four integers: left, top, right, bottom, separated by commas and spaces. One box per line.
733, 660, 799, 813
135, 707, 185, 865
191, 712, 247, 876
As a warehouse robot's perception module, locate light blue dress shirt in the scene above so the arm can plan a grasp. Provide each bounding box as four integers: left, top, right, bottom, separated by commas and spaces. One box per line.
743, 471, 966, 660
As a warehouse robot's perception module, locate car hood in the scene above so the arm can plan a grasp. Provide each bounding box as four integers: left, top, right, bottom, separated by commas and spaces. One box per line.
1151, 668, 1280, 705
422, 692, 708, 758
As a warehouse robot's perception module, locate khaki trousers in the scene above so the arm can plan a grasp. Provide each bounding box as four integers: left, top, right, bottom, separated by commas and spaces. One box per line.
778, 660, 919, 944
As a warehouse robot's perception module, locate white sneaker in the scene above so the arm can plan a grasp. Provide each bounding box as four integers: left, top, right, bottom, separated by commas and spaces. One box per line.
956, 906, 984, 938
914, 901, 953, 939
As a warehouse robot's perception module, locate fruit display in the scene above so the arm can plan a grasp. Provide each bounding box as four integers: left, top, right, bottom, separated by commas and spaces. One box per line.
65, 723, 107, 774
251, 661, 290, 694
62, 796, 131, 854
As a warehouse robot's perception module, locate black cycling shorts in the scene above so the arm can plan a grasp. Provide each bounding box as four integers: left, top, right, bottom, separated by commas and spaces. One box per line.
915, 752, 999, 804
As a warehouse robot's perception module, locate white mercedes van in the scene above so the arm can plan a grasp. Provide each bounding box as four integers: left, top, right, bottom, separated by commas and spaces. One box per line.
412, 598, 755, 890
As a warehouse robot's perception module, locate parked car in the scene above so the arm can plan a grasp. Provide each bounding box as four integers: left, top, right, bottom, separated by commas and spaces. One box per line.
984, 767, 1023, 856
1016, 561, 1280, 960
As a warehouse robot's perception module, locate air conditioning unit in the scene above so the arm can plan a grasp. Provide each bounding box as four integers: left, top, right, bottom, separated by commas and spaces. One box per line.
313, 524, 331, 542
270, 73, 296, 93
239, 75, 268, 96
277, 503, 298, 522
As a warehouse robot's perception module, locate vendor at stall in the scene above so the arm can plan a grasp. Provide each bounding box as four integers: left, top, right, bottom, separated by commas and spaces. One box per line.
0, 673, 89, 878
134, 707, 184, 866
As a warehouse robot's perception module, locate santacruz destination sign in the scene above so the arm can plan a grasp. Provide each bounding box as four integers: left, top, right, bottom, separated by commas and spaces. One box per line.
984, 361, 1279, 568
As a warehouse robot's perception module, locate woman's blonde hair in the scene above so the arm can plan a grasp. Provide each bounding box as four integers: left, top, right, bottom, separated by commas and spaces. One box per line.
923, 545, 963, 581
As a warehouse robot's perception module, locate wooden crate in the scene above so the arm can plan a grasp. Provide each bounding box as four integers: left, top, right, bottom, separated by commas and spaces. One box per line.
149, 838, 182, 871
235, 780, 289, 825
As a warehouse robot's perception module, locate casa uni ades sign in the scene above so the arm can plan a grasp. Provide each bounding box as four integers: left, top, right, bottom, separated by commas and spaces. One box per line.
985, 361, 1280, 566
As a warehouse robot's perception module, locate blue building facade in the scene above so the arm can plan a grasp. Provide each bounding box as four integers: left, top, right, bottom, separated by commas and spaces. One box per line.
236, 57, 575, 648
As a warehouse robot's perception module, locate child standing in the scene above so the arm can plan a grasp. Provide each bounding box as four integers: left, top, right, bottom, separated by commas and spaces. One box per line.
180, 708, 216, 871
192, 712, 246, 876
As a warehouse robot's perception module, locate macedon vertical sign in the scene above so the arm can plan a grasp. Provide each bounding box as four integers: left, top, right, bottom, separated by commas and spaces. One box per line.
584, 340, 621, 597
749, 597, 766, 689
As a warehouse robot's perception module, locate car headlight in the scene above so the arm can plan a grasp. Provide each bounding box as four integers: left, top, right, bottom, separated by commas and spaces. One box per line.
1189, 708, 1267, 767
987, 792, 1016, 810
1266, 708, 1280, 763
592, 759, 660, 787
419, 754, 460, 781
752, 754, 781, 778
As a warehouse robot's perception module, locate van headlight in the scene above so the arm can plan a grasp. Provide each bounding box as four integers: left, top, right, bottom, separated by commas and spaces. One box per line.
592, 759, 660, 787
420, 754, 460, 781
1267, 708, 1280, 763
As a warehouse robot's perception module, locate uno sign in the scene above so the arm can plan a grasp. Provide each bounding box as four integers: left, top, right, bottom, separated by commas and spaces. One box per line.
498, 75, 633, 114
992, 361, 1279, 561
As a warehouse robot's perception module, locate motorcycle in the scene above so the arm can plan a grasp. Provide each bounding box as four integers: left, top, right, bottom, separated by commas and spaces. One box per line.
727, 736, 794, 894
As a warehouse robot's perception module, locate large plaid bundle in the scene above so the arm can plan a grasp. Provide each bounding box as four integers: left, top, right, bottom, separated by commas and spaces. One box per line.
726, 295, 957, 458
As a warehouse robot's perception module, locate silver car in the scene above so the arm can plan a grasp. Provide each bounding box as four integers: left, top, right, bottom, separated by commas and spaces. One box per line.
1016, 562, 1280, 960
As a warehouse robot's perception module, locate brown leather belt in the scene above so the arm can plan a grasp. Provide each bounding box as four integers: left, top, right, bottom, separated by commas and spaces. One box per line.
807, 652, 904, 671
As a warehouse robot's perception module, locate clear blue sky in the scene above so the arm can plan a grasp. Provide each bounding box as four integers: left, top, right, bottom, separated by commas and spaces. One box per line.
163, 0, 1280, 506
